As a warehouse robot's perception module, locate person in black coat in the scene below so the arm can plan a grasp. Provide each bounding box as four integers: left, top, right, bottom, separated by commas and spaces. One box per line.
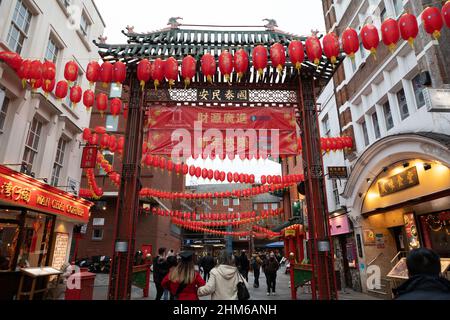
200, 252, 215, 282
237, 250, 250, 281
153, 247, 169, 300
393, 248, 450, 300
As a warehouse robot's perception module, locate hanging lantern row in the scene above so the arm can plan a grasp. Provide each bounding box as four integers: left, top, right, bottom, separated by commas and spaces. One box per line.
140, 182, 293, 201
147, 208, 282, 223
252, 225, 281, 239
85, 168, 103, 199
297, 136, 354, 154
171, 219, 279, 239
96, 151, 121, 186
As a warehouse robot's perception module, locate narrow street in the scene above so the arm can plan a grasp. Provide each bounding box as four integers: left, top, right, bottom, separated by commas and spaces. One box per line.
90, 270, 380, 301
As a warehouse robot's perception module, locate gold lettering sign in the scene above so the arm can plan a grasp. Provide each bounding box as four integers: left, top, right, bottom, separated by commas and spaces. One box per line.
378, 167, 420, 197
51, 199, 65, 212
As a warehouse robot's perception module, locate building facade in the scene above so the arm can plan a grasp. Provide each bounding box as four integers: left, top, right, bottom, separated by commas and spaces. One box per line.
0, 0, 104, 298
320, 0, 450, 297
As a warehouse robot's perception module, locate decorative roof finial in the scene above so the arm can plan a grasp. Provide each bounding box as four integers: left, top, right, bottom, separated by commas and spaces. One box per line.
168, 17, 183, 29
311, 29, 320, 37
263, 19, 278, 31
126, 25, 135, 33
98, 35, 108, 44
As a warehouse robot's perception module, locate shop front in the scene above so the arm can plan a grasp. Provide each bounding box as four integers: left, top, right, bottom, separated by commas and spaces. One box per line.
342, 133, 450, 294
0, 165, 92, 299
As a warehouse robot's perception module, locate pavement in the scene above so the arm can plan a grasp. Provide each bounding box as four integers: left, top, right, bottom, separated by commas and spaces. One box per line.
90, 266, 380, 301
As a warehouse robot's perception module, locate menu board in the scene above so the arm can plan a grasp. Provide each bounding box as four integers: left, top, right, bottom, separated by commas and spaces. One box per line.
387, 258, 409, 279
52, 232, 69, 270
404, 213, 420, 250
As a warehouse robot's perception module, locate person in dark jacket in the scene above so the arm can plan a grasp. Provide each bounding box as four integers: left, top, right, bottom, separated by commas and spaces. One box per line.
237, 250, 250, 281
153, 247, 169, 300
262, 252, 279, 296
200, 252, 215, 282
393, 248, 450, 300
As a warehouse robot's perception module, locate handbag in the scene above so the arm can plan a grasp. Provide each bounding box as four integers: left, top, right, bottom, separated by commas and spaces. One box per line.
237, 273, 250, 300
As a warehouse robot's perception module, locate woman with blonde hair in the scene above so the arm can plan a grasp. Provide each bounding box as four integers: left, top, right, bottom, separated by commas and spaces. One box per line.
162, 251, 205, 300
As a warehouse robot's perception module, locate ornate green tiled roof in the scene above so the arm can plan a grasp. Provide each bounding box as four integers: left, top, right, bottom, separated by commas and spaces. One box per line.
95, 25, 342, 85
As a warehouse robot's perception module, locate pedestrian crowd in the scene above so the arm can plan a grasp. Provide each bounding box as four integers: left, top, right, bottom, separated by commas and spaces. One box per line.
151, 248, 283, 300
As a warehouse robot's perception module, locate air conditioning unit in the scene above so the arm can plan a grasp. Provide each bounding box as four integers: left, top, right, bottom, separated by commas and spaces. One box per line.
424, 88, 450, 112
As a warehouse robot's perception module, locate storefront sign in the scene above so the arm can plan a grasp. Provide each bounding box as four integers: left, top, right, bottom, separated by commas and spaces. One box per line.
378, 167, 419, 197
284, 229, 296, 237
197, 89, 249, 102
329, 215, 351, 236
376, 233, 385, 249
80, 146, 98, 169
0, 165, 92, 223
52, 232, 69, 270
183, 239, 224, 246
363, 229, 376, 246
404, 213, 420, 250
328, 166, 348, 179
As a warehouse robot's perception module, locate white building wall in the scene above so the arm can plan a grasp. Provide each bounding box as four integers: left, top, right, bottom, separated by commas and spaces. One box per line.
0, 0, 105, 192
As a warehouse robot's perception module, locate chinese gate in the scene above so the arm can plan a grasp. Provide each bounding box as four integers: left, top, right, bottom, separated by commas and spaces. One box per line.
96, 20, 342, 300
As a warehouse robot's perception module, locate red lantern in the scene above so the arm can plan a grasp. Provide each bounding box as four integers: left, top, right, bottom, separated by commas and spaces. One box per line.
86, 61, 100, 86
399, 13, 419, 48
89, 133, 99, 146
322, 33, 340, 65
95, 126, 106, 134
381, 18, 400, 53
261, 175, 267, 184
100, 134, 110, 149
181, 55, 196, 88
64, 61, 78, 83
195, 167, 202, 178
69, 85, 82, 107
249, 174, 255, 184
31, 78, 42, 90
0, 51, 22, 71
100, 62, 113, 88
341, 28, 359, 59
227, 172, 233, 183
137, 59, 151, 91
234, 49, 249, 82
152, 58, 165, 90
422, 6, 444, 40
113, 61, 126, 85
96, 93, 108, 116
42, 61, 56, 86
305, 35, 322, 66
233, 173, 239, 183
42, 79, 55, 97
252, 45, 268, 78
207, 169, 214, 180
83, 89, 95, 111
55, 81, 68, 100
109, 135, 117, 152
443, 1, 450, 28
270, 43, 286, 74
29, 60, 43, 87
288, 40, 305, 72
18, 59, 32, 88
201, 53, 216, 84
110, 98, 122, 117
219, 171, 225, 182
82, 128, 92, 141
360, 24, 380, 57
219, 50, 234, 82
117, 137, 125, 151
164, 57, 178, 89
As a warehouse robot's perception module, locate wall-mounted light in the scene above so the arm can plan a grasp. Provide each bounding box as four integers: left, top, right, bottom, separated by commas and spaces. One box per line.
424, 163, 432, 171
102, 206, 107, 211
403, 162, 410, 168
382, 167, 388, 173
358, 192, 363, 198
366, 178, 372, 184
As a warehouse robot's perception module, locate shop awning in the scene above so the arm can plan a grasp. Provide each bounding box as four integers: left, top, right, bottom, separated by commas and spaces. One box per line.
265, 241, 285, 248
0, 165, 93, 223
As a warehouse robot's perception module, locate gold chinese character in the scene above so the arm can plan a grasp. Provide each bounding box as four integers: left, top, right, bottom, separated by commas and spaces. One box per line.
397, 175, 404, 187
387, 180, 395, 190
211, 113, 222, 124
225, 90, 235, 101
13, 186, 22, 201
211, 90, 221, 101
199, 89, 210, 100
20, 188, 31, 203
224, 113, 235, 124
197, 113, 209, 123
406, 171, 415, 184
237, 90, 248, 100
236, 113, 248, 124
379, 182, 387, 195
1, 182, 13, 198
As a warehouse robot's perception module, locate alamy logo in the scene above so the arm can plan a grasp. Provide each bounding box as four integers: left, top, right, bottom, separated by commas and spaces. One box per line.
366, 265, 381, 290
66, 265, 82, 290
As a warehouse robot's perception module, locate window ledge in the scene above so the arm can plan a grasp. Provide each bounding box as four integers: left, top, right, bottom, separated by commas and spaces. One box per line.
76, 29, 92, 52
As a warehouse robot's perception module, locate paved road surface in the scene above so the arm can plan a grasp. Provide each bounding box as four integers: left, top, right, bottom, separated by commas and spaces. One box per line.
91, 268, 379, 300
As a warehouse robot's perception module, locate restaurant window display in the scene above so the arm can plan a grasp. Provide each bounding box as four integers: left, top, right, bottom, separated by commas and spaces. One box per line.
419, 211, 450, 258
0, 210, 22, 271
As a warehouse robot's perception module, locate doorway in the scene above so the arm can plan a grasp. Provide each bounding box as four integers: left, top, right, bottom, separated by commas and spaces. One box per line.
390, 226, 406, 253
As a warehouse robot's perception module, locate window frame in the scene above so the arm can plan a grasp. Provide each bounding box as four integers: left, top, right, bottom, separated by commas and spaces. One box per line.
322, 114, 331, 137
6, 0, 33, 54
233, 198, 240, 206
99, 151, 114, 176
0, 92, 10, 133
412, 75, 426, 109
92, 228, 104, 241
332, 179, 340, 207
361, 119, 370, 147
105, 115, 119, 132
51, 137, 67, 186
45, 37, 60, 63
397, 88, 409, 120
222, 198, 230, 207
22, 117, 43, 172
371, 111, 381, 139
383, 101, 394, 131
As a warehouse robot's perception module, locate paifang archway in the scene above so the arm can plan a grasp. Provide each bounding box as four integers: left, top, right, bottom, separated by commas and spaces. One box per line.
95, 21, 343, 300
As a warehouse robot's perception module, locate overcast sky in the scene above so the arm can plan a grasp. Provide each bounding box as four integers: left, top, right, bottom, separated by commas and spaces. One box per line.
94, 0, 325, 185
